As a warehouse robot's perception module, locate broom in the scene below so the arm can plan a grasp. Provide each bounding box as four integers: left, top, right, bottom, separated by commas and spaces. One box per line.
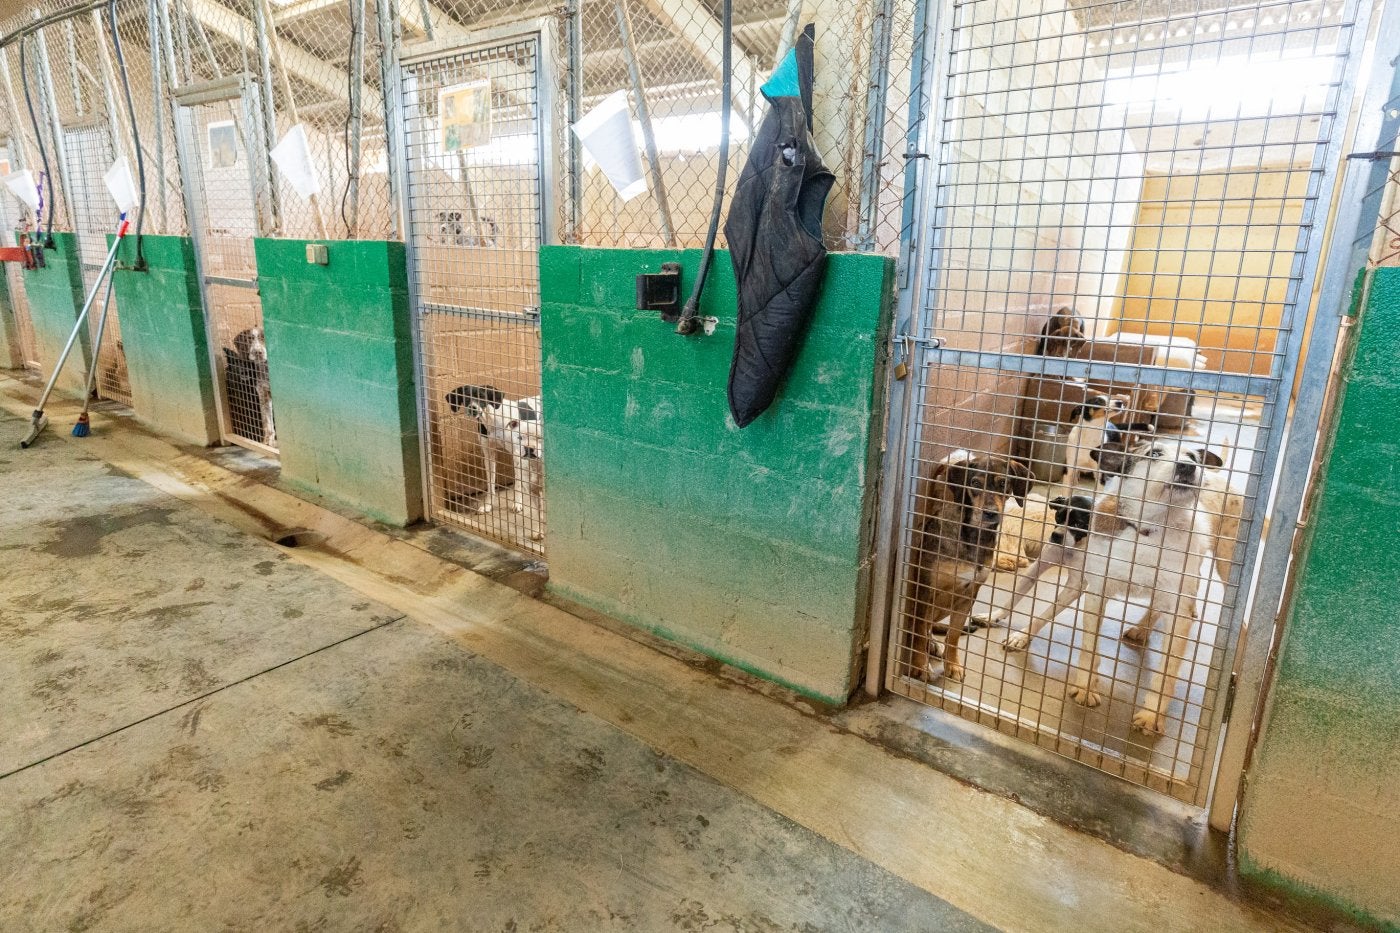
72, 271, 119, 437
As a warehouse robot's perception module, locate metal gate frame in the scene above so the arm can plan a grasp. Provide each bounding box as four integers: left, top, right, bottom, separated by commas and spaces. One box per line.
393, 19, 560, 556
171, 74, 275, 455
865, 0, 1386, 827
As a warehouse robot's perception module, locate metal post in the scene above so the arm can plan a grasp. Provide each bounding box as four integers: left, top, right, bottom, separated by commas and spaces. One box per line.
148, 0, 169, 232
173, 0, 194, 83
774, 0, 803, 67
565, 0, 583, 242
416, 0, 435, 40
63, 19, 84, 117
35, 21, 78, 234
90, 10, 130, 169
346, 0, 367, 239
187, 3, 224, 79
253, 0, 327, 237
249, 0, 283, 234
614, 0, 675, 247
376, 0, 402, 239
853, 0, 894, 251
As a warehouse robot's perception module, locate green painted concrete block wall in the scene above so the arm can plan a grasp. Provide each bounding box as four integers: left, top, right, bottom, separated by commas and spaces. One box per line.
1239, 266, 1400, 930
0, 263, 19, 369
254, 238, 422, 527
109, 235, 221, 446
540, 246, 893, 704
18, 232, 90, 393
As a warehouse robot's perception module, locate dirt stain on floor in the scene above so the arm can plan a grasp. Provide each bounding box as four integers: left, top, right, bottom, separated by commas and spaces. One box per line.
38, 508, 178, 559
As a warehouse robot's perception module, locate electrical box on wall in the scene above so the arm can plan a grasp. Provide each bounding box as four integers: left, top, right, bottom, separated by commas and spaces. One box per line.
305, 243, 329, 266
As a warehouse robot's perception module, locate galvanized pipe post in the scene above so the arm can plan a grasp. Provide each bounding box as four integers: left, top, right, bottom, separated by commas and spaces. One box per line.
253, 0, 327, 237
565, 0, 583, 242
774, 0, 804, 67
89, 10, 131, 171
249, 0, 283, 234
614, 0, 675, 247
854, 0, 895, 251
346, 0, 367, 238
34, 19, 77, 233
147, 0, 169, 231
63, 19, 83, 117
0, 48, 35, 176
375, 0, 402, 240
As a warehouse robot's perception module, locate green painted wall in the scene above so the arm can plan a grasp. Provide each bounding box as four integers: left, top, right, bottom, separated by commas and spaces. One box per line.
539, 246, 893, 704
1239, 266, 1400, 930
254, 238, 422, 527
109, 235, 221, 446
18, 232, 89, 393
0, 263, 19, 369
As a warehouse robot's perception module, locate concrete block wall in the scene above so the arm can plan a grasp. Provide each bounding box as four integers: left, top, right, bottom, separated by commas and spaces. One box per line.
108, 235, 221, 446
18, 233, 90, 394
1238, 266, 1400, 929
539, 246, 893, 704
254, 238, 423, 527
0, 266, 20, 369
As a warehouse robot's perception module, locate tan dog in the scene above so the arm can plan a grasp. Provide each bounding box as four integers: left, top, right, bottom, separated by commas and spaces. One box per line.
903, 450, 1032, 683
993, 492, 1057, 571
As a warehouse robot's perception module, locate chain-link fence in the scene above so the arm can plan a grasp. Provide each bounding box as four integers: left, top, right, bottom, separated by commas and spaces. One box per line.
553, 0, 918, 254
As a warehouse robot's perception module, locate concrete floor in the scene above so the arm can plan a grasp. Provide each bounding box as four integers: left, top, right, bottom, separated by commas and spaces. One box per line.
0, 407, 981, 930
0, 385, 1336, 933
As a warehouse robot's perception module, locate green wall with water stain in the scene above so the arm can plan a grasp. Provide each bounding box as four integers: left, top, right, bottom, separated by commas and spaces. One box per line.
254, 238, 422, 528
108, 235, 221, 446
539, 246, 892, 704
1239, 266, 1400, 931
0, 263, 19, 369
18, 233, 89, 394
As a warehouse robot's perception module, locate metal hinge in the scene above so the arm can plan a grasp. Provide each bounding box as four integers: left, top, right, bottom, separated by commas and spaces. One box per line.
1221, 671, 1239, 723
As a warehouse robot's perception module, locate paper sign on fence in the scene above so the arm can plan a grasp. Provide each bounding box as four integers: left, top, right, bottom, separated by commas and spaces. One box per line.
104, 157, 139, 213
270, 124, 321, 199
571, 90, 646, 202
2, 170, 39, 213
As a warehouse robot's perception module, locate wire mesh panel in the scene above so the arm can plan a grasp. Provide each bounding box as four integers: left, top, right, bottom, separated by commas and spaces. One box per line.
402, 36, 547, 554
64, 122, 133, 404
174, 84, 278, 453
887, 0, 1362, 805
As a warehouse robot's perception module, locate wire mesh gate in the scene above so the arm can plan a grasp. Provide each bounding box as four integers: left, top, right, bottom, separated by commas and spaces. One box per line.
885, 0, 1367, 806
173, 76, 278, 453
64, 121, 132, 405
400, 30, 552, 555
0, 155, 38, 371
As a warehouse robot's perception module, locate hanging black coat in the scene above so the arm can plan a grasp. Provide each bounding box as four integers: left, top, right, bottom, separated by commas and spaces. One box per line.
724, 25, 834, 428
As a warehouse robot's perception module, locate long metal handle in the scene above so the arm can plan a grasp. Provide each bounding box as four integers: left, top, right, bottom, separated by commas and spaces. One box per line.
33, 226, 126, 413
79, 271, 119, 406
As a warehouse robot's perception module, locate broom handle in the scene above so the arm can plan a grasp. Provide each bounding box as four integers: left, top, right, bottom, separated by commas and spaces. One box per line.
79, 272, 119, 407
33, 219, 127, 414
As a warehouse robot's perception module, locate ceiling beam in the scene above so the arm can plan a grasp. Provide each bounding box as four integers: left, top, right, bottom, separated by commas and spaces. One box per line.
634, 0, 758, 121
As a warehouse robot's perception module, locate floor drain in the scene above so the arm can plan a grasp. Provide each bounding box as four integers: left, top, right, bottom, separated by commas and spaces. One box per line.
272, 529, 325, 549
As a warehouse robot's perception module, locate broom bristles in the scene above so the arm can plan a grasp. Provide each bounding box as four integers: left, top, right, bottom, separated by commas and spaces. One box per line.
72, 412, 90, 437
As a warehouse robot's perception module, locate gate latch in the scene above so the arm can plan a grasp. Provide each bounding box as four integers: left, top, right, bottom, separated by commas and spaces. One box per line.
636, 262, 682, 322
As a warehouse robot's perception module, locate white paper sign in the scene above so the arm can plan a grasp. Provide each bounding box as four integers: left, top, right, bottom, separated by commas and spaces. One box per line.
104, 157, 139, 213
571, 90, 646, 202
3, 169, 40, 213
270, 124, 321, 199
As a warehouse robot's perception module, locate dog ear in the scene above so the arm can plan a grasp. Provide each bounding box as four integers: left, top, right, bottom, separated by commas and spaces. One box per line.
1004, 458, 1034, 505
445, 389, 462, 413
1088, 447, 1101, 462
1199, 448, 1224, 468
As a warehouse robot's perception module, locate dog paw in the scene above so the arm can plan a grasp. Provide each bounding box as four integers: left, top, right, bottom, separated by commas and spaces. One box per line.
511, 502, 524, 513
944, 661, 965, 683
994, 556, 1020, 572
1132, 708, 1165, 735
1068, 679, 1102, 708
973, 607, 1007, 627
1122, 624, 1151, 646
1001, 630, 1030, 652
474, 503, 494, 514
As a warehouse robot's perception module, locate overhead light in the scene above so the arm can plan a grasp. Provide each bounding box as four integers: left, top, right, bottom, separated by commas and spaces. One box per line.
1104, 54, 1335, 119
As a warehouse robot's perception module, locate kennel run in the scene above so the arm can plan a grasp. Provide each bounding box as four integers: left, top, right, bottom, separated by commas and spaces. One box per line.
879, 0, 1372, 813
398, 25, 556, 555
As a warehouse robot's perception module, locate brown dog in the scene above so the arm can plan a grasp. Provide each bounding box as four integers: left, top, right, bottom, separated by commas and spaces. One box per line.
1034, 305, 1087, 357
903, 451, 1033, 683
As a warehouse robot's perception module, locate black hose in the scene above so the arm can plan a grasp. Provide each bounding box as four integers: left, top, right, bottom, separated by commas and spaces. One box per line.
18, 35, 55, 248
108, 0, 147, 269
675, 0, 732, 336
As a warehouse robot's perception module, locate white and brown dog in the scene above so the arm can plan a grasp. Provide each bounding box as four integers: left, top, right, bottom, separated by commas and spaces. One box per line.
998, 437, 1225, 734
1063, 393, 1127, 482
445, 385, 543, 518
